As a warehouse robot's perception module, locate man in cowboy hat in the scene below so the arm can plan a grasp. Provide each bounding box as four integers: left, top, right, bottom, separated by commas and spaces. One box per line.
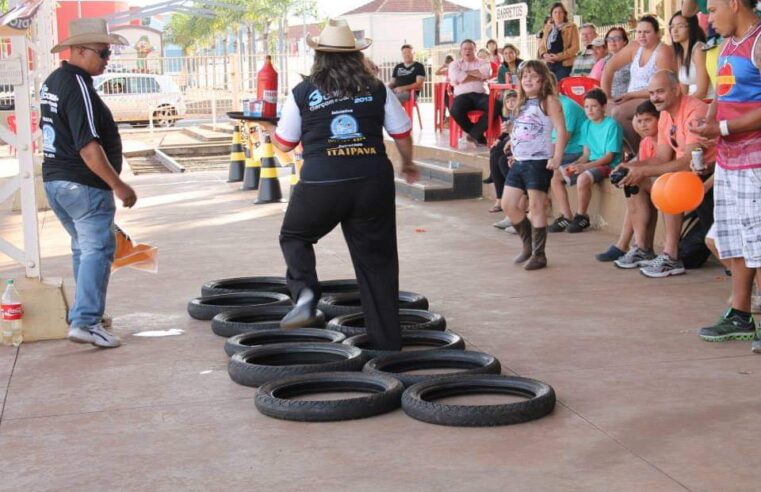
260, 19, 418, 351
40, 18, 137, 348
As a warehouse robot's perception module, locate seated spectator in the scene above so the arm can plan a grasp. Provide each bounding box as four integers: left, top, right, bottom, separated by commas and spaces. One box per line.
571, 23, 599, 77
600, 27, 631, 100
596, 101, 660, 262
477, 48, 498, 79
538, 2, 579, 82
388, 44, 426, 103
669, 11, 714, 99
486, 90, 519, 213
435, 55, 455, 119
615, 70, 715, 277
588, 39, 609, 80
497, 44, 523, 86
549, 89, 623, 233
602, 15, 676, 151
448, 39, 501, 145
486, 39, 501, 66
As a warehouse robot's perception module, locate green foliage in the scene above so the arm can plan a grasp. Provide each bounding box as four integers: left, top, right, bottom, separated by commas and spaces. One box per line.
526, 0, 632, 33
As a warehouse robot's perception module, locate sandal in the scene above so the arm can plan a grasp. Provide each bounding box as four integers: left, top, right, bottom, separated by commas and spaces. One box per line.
488, 204, 503, 213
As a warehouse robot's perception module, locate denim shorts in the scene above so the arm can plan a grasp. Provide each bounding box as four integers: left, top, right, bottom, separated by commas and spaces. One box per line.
559, 164, 611, 186
505, 159, 553, 192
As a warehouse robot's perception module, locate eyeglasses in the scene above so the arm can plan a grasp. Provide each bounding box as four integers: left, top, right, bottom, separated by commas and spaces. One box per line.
606, 35, 624, 42
81, 46, 112, 59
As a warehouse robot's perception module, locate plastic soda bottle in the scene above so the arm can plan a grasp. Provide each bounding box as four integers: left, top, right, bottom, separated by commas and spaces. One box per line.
2, 279, 23, 347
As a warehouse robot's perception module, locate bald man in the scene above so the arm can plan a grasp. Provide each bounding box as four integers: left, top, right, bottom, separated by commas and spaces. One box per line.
616, 70, 716, 277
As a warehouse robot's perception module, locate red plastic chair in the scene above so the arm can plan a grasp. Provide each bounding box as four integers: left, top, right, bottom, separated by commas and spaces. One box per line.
449, 110, 485, 148
486, 83, 513, 147
402, 90, 422, 130
558, 76, 600, 107
434, 82, 448, 132
6, 113, 39, 155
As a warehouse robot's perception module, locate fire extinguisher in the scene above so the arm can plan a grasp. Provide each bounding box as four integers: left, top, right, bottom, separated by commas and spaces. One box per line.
257, 55, 278, 119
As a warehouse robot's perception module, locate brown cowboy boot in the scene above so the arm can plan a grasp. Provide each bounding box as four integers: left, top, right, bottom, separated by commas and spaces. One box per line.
525, 226, 548, 270
513, 217, 532, 264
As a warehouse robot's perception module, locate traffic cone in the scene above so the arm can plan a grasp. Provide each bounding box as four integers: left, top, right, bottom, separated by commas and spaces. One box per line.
227, 125, 245, 182
241, 142, 261, 190
255, 135, 284, 204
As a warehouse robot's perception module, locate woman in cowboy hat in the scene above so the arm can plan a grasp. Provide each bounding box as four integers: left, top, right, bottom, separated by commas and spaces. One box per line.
260, 19, 418, 351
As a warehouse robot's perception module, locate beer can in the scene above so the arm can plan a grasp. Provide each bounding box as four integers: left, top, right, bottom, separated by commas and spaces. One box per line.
691, 147, 704, 171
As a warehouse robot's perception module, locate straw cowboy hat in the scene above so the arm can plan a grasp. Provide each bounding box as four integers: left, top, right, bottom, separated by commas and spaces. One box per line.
51, 18, 129, 54
306, 19, 372, 52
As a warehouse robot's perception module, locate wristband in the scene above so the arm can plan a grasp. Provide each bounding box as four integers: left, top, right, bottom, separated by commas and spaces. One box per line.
719, 120, 730, 137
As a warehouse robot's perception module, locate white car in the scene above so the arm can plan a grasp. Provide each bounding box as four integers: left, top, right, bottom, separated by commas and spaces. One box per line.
93, 73, 186, 127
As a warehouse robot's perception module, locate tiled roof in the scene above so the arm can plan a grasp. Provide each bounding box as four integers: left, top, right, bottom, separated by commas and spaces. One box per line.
341, 0, 469, 15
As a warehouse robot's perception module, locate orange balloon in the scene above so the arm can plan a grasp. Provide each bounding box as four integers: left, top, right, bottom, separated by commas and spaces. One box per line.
651, 173, 680, 214
665, 171, 705, 213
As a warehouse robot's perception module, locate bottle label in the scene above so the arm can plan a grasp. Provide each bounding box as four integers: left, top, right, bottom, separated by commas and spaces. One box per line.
1, 303, 22, 321
262, 89, 278, 104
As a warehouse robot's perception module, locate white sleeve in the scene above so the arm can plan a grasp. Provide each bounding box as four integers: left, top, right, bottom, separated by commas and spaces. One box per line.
383, 87, 412, 138
274, 91, 301, 146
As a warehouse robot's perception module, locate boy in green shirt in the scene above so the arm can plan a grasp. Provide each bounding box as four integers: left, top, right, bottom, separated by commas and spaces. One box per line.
549, 88, 623, 233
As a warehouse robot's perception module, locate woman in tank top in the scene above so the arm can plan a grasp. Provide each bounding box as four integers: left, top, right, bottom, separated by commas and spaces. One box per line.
669, 11, 714, 99
601, 15, 676, 150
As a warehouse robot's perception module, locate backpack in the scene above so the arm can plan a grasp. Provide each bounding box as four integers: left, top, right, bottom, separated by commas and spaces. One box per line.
679, 211, 711, 269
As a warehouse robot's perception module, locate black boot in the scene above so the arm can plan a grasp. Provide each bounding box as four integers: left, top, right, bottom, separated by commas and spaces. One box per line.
513, 218, 532, 264
525, 227, 548, 270
280, 287, 317, 329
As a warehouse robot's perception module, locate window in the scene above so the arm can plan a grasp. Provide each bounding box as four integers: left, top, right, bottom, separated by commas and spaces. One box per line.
127, 77, 159, 94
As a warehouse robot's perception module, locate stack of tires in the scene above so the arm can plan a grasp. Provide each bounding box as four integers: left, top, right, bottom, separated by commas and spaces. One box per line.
188, 276, 555, 427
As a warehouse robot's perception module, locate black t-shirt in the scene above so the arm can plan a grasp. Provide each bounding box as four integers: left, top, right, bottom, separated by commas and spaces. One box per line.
292, 80, 391, 182
41, 62, 122, 190
392, 62, 426, 92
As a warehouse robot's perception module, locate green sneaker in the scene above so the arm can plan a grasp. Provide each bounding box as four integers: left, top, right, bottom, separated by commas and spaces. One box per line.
699, 310, 756, 342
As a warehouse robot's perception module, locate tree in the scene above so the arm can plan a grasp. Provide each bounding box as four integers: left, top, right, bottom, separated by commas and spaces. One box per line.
528, 0, 631, 33
431, 0, 443, 45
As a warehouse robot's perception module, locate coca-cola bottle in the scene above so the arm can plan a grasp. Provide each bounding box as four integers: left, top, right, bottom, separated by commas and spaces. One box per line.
2, 279, 23, 347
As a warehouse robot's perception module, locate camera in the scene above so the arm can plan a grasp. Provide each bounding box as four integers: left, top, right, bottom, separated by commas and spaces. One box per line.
609, 167, 638, 196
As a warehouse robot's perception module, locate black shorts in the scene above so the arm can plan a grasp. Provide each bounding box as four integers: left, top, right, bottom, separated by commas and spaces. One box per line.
505, 159, 553, 193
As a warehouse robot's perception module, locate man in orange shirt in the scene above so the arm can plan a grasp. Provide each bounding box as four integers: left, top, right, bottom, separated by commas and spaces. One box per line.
617, 70, 716, 277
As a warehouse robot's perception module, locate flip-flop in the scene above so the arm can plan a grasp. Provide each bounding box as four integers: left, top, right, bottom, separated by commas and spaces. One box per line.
488, 205, 502, 213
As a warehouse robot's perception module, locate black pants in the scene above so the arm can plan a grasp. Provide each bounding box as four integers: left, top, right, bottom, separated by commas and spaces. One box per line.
279, 172, 401, 350
489, 135, 511, 199
451, 92, 502, 142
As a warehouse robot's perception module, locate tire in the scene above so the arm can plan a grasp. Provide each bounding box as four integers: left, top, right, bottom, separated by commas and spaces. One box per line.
327, 309, 445, 337
228, 343, 367, 387
255, 372, 404, 422
343, 330, 465, 360
402, 375, 556, 427
224, 328, 346, 357
153, 105, 177, 128
211, 306, 326, 338
319, 279, 358, 295
317, 291, 429, 320
363, 350, 501, 387
201, 276, 290, 296
187, 292, 291, 321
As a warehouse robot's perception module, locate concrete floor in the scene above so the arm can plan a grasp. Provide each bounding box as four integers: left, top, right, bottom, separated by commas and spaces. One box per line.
0, 168, 757, 492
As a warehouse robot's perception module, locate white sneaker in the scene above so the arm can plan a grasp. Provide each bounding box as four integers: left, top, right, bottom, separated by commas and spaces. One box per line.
68, 324, 121, 348
504, 225, 517, 234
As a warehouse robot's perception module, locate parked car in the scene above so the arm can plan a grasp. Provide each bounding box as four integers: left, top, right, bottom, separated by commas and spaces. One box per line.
93, 73, 186, 127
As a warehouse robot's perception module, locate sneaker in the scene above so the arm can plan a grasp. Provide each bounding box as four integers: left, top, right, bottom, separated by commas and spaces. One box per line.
504, 225, 517, 234
68, 324, 122, 348
699, 311, 756, 342
595, 245, 626, 262
639, 253, 686, 278
614, 247, 656, 269
548, 216, 571, 233
565, 214, 591, 233
752, 332, 761, 353
493, 218, 512, 229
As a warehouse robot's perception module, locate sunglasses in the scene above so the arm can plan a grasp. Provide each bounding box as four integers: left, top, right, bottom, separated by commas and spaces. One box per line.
606, 35, 624, 42
81, 46, 112, 59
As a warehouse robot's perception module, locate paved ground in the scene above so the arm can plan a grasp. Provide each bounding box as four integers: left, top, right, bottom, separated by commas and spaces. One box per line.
0, 168, 757, 492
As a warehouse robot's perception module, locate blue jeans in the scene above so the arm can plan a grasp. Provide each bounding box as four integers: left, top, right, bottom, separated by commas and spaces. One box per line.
44, 181, 116, 328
